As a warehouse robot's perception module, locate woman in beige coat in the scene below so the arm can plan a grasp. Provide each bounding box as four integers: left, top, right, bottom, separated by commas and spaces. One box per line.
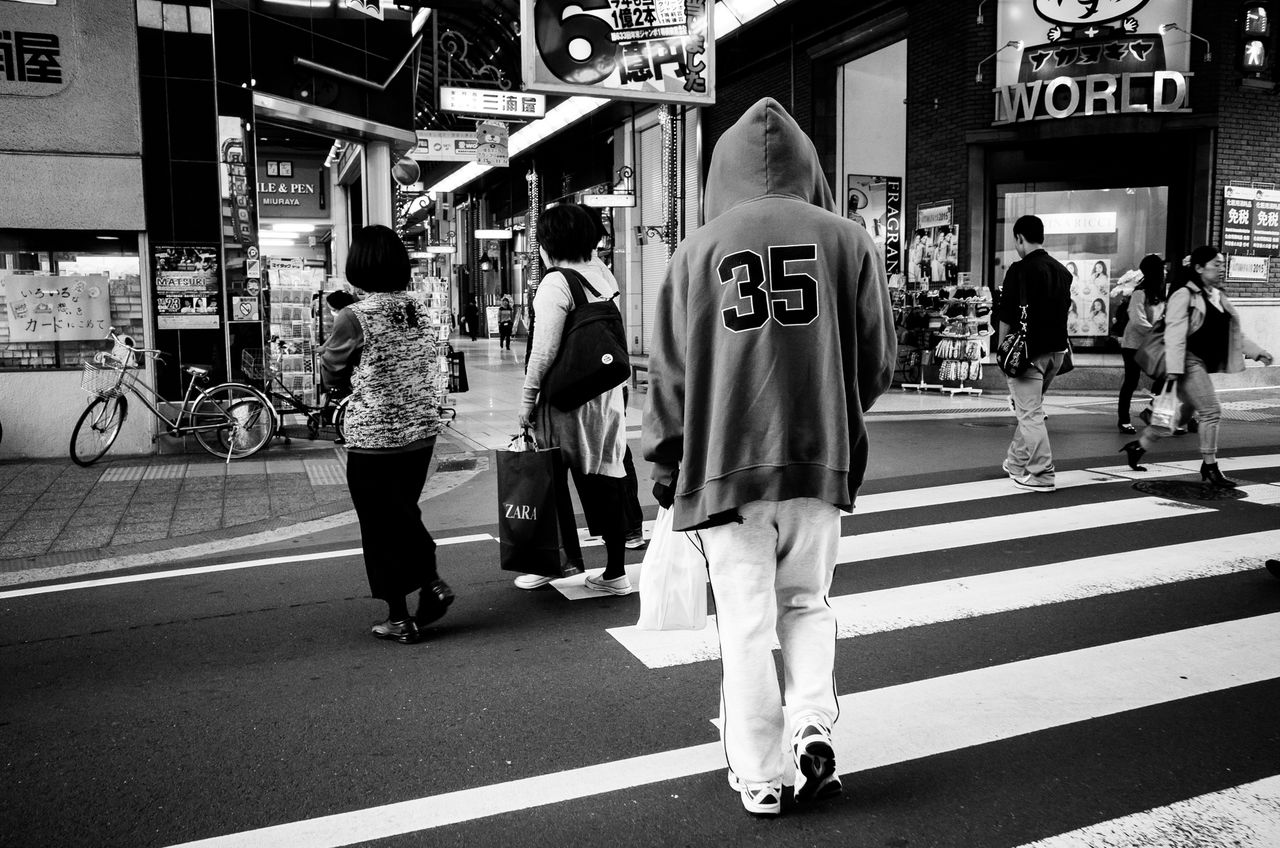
1121, 245, 1273, 486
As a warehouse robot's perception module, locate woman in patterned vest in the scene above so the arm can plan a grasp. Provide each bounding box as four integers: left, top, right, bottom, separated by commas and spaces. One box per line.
321, 225, 452, 644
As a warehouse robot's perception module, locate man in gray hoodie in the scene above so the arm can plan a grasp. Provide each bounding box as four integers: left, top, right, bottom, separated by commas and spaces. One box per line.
643, 97, 895, 816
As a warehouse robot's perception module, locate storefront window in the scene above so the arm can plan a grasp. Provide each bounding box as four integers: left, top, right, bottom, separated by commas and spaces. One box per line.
0, 231, 144, 370
995, 186, 1169, 347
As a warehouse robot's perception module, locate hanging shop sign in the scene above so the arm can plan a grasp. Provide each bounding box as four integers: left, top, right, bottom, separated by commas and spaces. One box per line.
520, 0, 714, 105
1223, 185, 1280, 257
476, 120, 509, 168
846, 175, 902, 277
0, 273, 110, 342
256, 150, 325, 217
993, 0, 1194, 126
0, 0, 73, 97
440, 86, 546, 120
152, 245, 222, 331
414, 130, 478, 162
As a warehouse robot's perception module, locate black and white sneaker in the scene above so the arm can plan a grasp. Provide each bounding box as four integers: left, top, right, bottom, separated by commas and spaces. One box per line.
727, 770, 782, 816
791, 722, 842, 804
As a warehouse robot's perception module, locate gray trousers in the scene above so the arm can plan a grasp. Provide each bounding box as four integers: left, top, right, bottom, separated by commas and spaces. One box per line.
1005, 350, 1067, 484
1139, 353, 1222, 461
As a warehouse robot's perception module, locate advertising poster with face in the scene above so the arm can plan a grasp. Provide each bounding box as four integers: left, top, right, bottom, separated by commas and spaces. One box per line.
153, 245, 221, 330
846, 175, 902, 276
1060, 256, 1110, 336
910, 202, 957, 287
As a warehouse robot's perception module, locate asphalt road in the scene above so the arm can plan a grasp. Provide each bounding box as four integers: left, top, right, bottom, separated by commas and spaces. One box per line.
3, 417, 1280, 847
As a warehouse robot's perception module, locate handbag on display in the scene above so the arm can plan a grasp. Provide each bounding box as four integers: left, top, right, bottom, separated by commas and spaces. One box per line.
540, 267, 631, 412
1148, 382, 1180, 431
496, 429, 566, 578
996, 279, 1031, 378
1135, 319, 1167, 383
636, 507, 708, 631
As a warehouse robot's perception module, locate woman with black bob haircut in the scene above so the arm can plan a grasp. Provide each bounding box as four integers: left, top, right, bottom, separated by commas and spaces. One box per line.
1116, 254, 1167, 433
321, 224, 453, 644
1121, 245, 1274, 486
515, 203, 632, 595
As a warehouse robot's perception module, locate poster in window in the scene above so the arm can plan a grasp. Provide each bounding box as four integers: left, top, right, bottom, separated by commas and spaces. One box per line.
520, 0, 714, 105
846, 175, 903, 278
154, 244, 221, 330
1, 273, 111, 341
1061, 257, 1111, 337
910, 202, 957, 286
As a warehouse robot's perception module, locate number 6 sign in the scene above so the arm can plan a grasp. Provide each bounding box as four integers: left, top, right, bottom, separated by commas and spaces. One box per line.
520, 0, 716, 105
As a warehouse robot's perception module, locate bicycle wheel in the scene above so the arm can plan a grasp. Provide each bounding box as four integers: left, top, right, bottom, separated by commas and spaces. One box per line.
192, 383, 274, 459
333, 397, 348, 443
70, 395, 128, 466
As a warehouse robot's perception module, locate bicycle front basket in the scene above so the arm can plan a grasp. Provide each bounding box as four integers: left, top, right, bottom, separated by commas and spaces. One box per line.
241, 348, 269, 381
81, 361, 127, 399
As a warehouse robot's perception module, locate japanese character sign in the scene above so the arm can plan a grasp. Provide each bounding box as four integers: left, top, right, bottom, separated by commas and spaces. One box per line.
521, 0, 715, 104
1, 274, 111, 342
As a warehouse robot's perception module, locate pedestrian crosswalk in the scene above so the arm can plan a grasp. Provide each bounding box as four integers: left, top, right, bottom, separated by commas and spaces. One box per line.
156, 451, 1280, 847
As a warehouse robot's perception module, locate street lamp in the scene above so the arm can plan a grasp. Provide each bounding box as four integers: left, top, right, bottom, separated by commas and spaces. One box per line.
976, 40, 1023, 84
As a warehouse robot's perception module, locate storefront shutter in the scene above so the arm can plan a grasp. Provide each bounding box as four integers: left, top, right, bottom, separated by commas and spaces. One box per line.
682, 108, 700, 242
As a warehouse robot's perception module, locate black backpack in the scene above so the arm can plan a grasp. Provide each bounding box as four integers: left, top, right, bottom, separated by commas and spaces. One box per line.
541, 267, 631, 412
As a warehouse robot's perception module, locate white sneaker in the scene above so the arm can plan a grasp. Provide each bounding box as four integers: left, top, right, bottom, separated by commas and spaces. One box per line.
583, 573, 632, 595
513, 574, 555, 590
624, 533, 647, 550
1012, 474, 1055, 493
791, 721, 842, 804
1001, 459, 1022, 480
728, 771, 782, 817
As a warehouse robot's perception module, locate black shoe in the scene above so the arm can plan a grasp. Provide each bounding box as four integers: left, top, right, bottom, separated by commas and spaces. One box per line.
1266, 560, 1280, 580
1186, 418, 1199, 434
1200, 462, 1238, 489
415, 578, 455, 627
560, 557, 585, 577
1120, 440, 1147, 471
1118, 423, 1136, 434
371, 619, 420, 644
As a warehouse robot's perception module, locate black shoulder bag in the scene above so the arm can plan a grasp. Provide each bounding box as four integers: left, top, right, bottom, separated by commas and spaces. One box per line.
540, 267, 631, 412
996, 276, 1031, 378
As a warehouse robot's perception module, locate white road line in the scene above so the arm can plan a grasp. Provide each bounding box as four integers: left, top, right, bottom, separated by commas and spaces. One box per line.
848, 469, 1127, 516
0, 534, 495, 600
1015, 774, 1280, 847
1239, 484, 1280, 506
1088, 452, 1280, 481
839, 496, 1210, 563
163, 613, 1280, 848
609, 529, 1280, 668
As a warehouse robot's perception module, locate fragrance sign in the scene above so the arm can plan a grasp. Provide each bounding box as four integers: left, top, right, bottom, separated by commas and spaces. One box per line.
992, 0, 1194, 126
520, 0, 714, 105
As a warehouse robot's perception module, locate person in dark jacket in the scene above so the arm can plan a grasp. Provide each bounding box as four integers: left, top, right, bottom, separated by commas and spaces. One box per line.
997, 215, 1071, 493
463, 298, 479, 341
320, 225, 453, 645
643, 97, 895, 817
1117, 254, 1167, 433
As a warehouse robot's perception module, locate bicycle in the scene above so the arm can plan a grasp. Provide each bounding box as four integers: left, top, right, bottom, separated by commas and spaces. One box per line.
71, 329, 276, 466
241, 341, 349, 443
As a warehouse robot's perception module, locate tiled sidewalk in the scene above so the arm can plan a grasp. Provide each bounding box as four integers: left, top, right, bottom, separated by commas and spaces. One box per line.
0, 427, 480, 566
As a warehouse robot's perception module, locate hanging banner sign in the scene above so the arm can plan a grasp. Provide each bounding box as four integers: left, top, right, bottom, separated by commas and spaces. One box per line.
1223, 185, 1280, 257
846, 175, 902, 277
993, 0, 1194, 126
440, 86, 546, 119
414, 130, 479, 162
153, 245, 222, 330
0, 273, 110, 342
475, 120, 510, 167
520, 0, 714, 105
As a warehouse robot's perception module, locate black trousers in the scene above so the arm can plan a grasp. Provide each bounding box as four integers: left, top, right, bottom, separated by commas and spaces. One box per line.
498, 320, 513, 349
622, 446, 643, 535
552, 452, 626, 563
346, 442, 438, 601
1119, 348, 1165, 425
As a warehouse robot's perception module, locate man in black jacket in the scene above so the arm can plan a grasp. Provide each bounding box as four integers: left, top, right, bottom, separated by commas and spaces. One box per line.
997, 215, 1071, 492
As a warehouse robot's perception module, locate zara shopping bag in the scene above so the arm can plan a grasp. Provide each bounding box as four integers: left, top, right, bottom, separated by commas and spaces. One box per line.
496, 431, 563, 577
637, 507, 708, 631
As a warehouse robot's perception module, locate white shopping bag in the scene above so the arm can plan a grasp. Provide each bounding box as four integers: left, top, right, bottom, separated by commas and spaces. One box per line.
637, 507, 708, 631
1149, 382, 1180, 432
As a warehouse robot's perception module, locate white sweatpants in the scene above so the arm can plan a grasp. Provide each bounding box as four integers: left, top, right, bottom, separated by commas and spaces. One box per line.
697, 498, 841, 784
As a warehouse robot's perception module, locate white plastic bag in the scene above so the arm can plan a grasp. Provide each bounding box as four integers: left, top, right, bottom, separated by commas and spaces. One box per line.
1149, 382, 1180, 432
636, 507, 708, 631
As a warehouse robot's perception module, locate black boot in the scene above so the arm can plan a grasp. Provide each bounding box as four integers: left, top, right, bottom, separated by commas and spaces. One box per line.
1200, 462, 1238, 489
1120, 441, 1147, 471
415, 578, 455, 628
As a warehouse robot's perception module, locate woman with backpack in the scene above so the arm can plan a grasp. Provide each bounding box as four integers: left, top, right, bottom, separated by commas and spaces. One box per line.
1121, 246, 1274, 486
514, 204, 632, 595
1116, 254, 1167, 433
